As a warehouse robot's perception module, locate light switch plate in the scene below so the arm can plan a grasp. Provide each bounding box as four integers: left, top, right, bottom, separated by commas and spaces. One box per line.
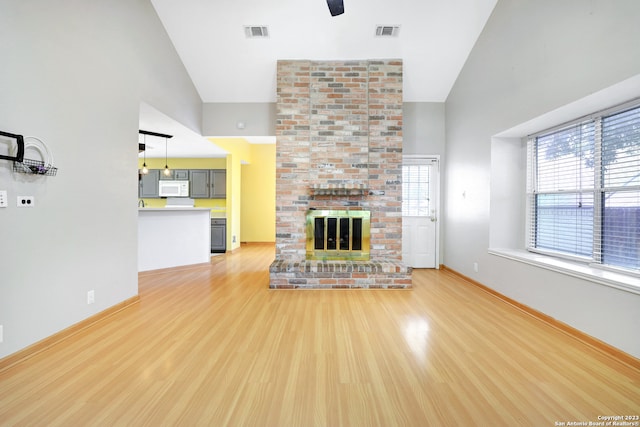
0, 190, 7, 208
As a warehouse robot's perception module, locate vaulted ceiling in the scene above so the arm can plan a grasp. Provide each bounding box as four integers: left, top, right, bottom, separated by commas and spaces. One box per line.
141, 0, 497, 157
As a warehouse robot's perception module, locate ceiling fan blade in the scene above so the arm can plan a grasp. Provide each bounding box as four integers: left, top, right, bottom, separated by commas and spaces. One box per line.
326, 0, 344, 16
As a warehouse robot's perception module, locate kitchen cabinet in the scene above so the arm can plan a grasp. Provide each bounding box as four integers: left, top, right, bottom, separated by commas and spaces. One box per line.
189, 169, 226, 199
140, 168, 225, 199
189, 170, 210, 198
210, 169, 226, 198
211, 218, 226, 253
159, 169, 189, 180
139, 169, 160, 198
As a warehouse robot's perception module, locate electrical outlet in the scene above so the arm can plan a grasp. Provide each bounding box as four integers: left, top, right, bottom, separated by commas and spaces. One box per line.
0, 190, 7, 208
0, 325, 3, 343
17, 196, 35, 208
87, 290, 95, 305
233, 235, 237, 243
473, 262, 479, 273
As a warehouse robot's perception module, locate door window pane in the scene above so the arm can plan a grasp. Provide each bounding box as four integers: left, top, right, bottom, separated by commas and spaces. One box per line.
403, 164, 431, 216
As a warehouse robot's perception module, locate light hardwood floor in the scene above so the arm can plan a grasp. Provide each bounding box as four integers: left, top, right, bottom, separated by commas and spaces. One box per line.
1, 243, 639, 426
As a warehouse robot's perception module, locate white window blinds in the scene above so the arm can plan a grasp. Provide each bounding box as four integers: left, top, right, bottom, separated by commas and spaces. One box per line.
527, 103, 640, 271
402, 160, 435, 217
598, 106, 640, 269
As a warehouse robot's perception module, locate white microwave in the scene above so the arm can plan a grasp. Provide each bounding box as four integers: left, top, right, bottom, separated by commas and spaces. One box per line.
159, 180, 189, 197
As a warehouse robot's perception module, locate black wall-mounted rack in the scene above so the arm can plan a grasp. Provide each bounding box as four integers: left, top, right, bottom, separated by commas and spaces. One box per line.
13, 158, 58, 176
0, 130, 25, 163
2, 130, 57, 175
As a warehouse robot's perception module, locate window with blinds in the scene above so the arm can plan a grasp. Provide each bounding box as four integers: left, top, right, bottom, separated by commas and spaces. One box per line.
402, 164, 431, 216
527, 103, 640, 271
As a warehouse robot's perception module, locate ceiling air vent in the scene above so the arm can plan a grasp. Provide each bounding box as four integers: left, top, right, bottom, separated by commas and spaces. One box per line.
375, 25, 400, 37
244, 26, 269, 38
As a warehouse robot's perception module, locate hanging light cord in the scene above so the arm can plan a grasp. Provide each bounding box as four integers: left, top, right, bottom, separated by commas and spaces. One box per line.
138, 130, 172, 176
164, 136, 170, 176
141, 134, 148, 174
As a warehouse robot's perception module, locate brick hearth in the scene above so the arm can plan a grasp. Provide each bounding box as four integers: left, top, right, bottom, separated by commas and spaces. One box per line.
269, 260, 412, 289
270, 59, 412, 289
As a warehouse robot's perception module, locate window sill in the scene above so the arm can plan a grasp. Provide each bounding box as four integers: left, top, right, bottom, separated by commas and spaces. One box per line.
488, 248, 640, 295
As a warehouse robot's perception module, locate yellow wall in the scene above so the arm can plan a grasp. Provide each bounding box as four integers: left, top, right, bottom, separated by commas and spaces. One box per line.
210, 139, 249, 251
211, 139, 276, 245
240, 144, 275, 242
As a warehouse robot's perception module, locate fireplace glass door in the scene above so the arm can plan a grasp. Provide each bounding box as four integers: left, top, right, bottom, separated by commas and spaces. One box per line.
306, 210, 370, 260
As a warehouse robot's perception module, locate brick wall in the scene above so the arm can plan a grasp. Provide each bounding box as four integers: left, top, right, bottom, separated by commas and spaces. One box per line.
271, 59, 410, 288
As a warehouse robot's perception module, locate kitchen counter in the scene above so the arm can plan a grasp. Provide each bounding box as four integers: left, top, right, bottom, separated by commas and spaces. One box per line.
138, 208, 212, 271
139, 207, 226, 217
138, 207, 212, 211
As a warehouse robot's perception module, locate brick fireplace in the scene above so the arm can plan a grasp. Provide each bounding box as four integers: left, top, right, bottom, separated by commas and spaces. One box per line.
269, 59, 412, 289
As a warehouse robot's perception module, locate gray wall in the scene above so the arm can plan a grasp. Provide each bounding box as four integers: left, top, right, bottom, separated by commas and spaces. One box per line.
0, 0, 202, 359
203, 103, 276, 136
403, 102, 445, 157
445, 0, 640, 357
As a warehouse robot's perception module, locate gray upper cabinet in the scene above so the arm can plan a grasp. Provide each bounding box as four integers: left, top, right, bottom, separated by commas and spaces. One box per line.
189, 169, 226, 199
139, 169, 160, 198
210, 169, 226, 198
139, 168, 225, 199
189, 170, 210, 198
174, 169, 189, 180
159, 169, 189, 180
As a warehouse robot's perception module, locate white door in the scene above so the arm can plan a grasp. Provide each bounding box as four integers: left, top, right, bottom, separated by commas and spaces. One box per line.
402, 157, 439, 268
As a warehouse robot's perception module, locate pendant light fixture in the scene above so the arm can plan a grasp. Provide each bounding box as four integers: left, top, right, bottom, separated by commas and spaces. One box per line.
141, 134, 149, 174
163, 135, 171, 176
139, 130, 173, 175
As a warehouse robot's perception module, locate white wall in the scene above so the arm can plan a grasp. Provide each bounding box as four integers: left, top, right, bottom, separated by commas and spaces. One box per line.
445, 0, 640, 357
0, 0, 202, 359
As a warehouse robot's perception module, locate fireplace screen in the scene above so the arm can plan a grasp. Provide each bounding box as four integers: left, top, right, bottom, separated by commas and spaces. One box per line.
306, 210, 370, 260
